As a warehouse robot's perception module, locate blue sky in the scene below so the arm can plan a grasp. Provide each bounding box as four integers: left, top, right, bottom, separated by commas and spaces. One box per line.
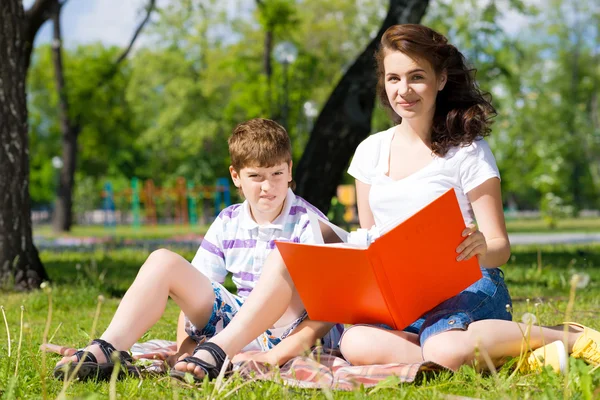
25, 0, 537, 48
26, 0, 166, 47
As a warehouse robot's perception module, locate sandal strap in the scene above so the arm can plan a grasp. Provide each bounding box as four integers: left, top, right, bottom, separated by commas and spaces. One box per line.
90, 339, 133, 365
193, 342, 228, 368
177, 356, 222, 380
173, 342, 230, 380
73, 349, 98, 364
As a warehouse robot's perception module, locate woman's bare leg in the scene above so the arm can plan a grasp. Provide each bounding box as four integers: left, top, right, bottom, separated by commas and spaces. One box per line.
340, 319, 583, 371
340, 325, 422, 364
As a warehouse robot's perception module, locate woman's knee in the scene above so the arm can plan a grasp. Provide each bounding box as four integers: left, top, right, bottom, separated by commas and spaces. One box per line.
339, 326, 376, 365
422, 332, 472, 370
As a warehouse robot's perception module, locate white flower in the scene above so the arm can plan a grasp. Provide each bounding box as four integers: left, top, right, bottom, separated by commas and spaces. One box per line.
521, 313, 537, 325
571, 273, 590, 289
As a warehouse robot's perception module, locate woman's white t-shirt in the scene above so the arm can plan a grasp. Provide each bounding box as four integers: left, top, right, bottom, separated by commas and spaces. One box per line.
347, 126, 500, 232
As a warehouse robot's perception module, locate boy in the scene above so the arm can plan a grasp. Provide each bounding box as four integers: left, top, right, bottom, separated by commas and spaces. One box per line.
54, 118, 342, 381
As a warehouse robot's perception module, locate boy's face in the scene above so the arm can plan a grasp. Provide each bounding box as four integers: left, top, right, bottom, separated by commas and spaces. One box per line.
229, 161, 293, 224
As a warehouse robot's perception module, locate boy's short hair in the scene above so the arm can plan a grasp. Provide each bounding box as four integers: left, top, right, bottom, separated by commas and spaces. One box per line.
228, 118, 292, 171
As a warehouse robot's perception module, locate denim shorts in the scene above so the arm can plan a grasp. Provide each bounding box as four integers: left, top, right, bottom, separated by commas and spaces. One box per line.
403, 267, 513, 346
185, 281, 344, 351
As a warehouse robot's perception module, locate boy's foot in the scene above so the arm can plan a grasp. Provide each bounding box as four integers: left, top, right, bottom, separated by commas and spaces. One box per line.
170, 342, 230, 382
53, 339, 139, 381
568, 322, 600, 366
519, 340, 568, 374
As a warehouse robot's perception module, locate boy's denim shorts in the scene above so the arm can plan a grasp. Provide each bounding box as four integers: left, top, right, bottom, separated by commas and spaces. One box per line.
402, 267, 513, 345
185, 281, 344, 351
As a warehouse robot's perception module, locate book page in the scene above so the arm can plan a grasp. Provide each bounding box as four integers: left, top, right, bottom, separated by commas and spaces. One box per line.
306, 210, 349, 244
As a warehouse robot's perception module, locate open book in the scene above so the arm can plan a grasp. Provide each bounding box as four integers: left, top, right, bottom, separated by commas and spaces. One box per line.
275, 188, 482, 330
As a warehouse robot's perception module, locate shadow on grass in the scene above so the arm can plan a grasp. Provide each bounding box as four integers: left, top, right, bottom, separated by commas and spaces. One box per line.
41, 248, 236, 298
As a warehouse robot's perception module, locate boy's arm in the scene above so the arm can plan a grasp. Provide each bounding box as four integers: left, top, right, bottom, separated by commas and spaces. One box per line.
232, 319, 334, 366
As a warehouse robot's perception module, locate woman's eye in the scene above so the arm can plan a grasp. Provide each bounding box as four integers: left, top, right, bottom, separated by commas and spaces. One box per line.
412, 75, 424, 80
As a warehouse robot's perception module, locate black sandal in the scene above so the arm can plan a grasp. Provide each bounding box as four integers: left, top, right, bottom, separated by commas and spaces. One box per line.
170, 342, 231, 383
53, 338, 140, 381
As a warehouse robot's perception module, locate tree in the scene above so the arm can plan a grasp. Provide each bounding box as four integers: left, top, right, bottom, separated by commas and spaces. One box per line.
51, 0, 156, 232
0, 0, 49, 290
295, 0, 430, 212
28, 44, 142, 206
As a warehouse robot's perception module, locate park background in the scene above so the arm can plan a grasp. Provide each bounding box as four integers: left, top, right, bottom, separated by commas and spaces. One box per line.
1, 0, 600, 398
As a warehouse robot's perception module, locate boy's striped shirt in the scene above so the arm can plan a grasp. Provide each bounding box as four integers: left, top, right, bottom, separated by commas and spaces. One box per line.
191, 189, 327, 297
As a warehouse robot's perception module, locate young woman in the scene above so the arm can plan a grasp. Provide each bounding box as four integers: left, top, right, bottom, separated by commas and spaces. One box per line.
339, 24, 599, 371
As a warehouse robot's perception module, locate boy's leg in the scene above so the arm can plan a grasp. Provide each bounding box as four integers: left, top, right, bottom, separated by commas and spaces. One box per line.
174, 248, 303, 377
56, 249, 215, 366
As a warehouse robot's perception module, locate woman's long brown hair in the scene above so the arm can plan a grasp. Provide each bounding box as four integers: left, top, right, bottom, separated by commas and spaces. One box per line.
375, 24, 496, 156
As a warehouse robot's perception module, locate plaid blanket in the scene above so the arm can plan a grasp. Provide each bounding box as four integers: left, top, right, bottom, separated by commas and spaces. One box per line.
42, 340, 448, 390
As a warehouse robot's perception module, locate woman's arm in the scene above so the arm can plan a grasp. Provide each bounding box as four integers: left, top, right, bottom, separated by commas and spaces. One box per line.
461, 177, 510, 268
355, 179, 375, 229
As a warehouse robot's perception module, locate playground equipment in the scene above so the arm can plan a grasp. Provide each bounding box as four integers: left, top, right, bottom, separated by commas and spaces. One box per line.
102, 177, 232, 227
101, 178, 358, 229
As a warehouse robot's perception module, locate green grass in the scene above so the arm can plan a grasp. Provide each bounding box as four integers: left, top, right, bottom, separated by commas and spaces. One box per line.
33, 224, 211, 240
1, 245, 600, 398
505, 217, 600, 233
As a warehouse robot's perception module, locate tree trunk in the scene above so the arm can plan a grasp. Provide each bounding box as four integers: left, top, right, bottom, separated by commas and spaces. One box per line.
50, 0, 155, 232
50, 1, 78, 232
295, 0, 430, 212
0, 0, 48, 290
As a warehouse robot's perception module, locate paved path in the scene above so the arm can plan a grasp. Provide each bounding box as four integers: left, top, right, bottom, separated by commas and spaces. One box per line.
34, 232, 600, 250
508, 232, 600, 245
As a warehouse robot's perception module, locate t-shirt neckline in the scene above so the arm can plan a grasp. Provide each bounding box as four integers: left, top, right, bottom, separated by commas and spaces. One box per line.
381, 126, 439, 183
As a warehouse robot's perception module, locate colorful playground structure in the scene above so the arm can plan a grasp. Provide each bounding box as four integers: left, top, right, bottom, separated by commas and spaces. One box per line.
100, 177, 358, 228
101, 177, 232, 227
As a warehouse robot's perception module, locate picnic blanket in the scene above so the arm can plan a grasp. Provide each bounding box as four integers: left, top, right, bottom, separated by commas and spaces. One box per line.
43, 340, 449, 390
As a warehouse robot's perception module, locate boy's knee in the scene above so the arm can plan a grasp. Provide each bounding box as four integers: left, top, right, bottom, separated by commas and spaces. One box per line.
144, 248, 181, 272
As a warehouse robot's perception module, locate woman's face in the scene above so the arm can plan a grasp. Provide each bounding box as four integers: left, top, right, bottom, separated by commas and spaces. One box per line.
383, 50, 446, 122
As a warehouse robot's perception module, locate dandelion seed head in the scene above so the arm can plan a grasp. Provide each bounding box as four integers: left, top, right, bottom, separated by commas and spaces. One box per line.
40, 282, 49, 289
97, 295, 105, 303
75, 263, 81, 270
522, 312, 537, 325
571, 273, 590, 289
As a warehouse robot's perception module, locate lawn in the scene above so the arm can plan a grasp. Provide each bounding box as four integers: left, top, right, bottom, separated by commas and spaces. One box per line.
1, 244, 600, 398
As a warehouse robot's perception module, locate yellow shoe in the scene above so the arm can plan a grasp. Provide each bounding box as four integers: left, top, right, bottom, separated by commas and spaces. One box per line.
567, 322, 600, 366
520, 340, 568, 374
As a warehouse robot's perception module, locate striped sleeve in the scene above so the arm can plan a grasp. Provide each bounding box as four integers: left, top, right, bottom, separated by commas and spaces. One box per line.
191, 217, 227, 283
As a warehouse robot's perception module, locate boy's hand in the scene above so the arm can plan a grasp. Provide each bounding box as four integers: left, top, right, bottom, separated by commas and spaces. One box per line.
456, 224, 487, 262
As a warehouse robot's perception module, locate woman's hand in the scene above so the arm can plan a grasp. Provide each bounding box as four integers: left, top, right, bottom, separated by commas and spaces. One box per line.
456, 224, 487, 261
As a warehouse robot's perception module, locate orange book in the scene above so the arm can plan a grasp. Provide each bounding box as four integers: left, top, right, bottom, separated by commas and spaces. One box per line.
275, 188, 482, 330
